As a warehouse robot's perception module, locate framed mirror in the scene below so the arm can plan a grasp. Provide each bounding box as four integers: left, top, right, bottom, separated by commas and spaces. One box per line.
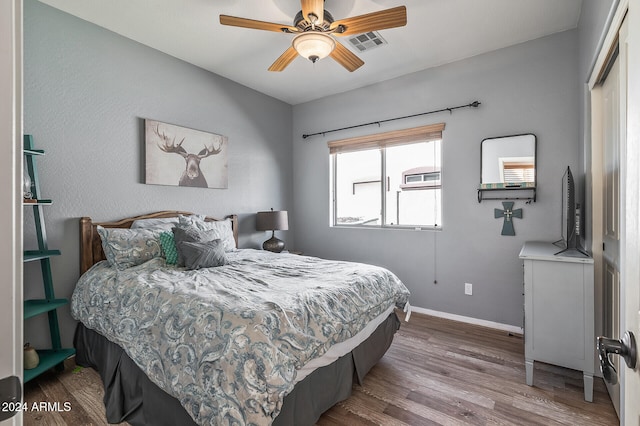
478, 133, 536, 202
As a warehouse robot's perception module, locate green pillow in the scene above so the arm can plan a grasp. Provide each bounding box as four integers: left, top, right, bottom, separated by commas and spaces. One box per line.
159, 232, 178, 265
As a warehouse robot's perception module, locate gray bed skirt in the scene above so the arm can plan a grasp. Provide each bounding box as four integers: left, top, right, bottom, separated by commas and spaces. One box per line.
73, 312, 401, 426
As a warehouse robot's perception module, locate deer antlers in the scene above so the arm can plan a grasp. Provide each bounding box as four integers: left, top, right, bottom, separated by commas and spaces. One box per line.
155, 124, 188, 158
197, 142, 223, 158
154, 124, 222, 158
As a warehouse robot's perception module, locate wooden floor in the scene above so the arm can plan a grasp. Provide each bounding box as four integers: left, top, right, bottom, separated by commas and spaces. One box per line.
24, 313, 618, 425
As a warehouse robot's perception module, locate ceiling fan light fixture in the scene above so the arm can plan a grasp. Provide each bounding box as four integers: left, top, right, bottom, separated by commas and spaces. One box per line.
292, 32, 335, 63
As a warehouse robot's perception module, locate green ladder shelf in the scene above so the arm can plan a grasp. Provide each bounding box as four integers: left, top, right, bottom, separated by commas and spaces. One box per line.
23, 135, 75, 383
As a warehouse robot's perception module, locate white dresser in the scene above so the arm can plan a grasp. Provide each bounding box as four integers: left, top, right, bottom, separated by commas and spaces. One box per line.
519, 241, 595, 402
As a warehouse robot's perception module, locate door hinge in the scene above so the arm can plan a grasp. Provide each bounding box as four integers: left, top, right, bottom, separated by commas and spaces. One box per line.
0, 376, 22, 421
603, 242, 606, 251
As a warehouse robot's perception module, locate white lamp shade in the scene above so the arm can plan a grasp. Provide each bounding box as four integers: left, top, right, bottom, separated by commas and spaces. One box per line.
292, 32, 336, 62
256, 210, 289, 231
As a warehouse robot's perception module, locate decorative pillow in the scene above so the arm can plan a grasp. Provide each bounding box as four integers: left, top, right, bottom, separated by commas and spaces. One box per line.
176, 215, 207, 229
97, 226, 163, 270
177, 216, 236, 251
130, 217, 179, 231
177, 239, 227, 270
172, 227, 220, 266
159, 232, 178, 265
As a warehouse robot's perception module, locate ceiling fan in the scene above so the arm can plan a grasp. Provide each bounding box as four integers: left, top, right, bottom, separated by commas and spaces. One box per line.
219, 0, 407, 72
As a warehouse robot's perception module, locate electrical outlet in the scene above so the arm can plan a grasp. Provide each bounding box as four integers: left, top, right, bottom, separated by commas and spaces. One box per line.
465, 282, 473, 295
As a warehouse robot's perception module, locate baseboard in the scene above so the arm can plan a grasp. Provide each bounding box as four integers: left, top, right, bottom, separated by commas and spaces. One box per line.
410, 306, 524, 335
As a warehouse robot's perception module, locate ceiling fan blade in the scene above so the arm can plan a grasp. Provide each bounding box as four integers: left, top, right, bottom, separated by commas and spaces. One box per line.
220, 15, 298, 33
330, 41, 364, 72
301, 0, 324, 25
268, 46, 299, 72
330, 6, 407, 36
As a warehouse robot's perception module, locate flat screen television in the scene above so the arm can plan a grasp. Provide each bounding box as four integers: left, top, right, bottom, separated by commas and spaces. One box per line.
555, 166, 588, 256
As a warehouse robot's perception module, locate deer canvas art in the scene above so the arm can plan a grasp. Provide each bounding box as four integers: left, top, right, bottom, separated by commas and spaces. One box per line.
145, 119, 228, 189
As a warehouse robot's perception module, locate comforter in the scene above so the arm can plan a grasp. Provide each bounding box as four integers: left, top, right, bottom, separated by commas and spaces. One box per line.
71, 249, 410, 425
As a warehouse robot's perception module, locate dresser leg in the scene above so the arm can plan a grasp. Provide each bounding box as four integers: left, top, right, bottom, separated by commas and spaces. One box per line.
525, 359, 534, 385
583, 373, 593, 402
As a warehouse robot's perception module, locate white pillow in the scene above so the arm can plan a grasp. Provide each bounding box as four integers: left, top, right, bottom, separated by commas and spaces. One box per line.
177, 216, 236, 251
130, 217, 179, 231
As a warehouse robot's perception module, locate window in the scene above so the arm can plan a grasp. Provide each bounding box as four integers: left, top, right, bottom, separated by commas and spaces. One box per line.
329, 124, 444, 228
500, 159, 535, 183
401, 168, 441, 188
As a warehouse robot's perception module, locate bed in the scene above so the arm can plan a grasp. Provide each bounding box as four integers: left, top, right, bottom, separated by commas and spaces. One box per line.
72, 211, 410, 426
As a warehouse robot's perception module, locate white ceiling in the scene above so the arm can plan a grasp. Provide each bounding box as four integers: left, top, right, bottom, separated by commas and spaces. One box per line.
38, 0, 583, 105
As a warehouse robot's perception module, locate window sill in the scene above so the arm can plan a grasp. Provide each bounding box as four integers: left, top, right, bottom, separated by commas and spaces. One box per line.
331, 224, 442, 232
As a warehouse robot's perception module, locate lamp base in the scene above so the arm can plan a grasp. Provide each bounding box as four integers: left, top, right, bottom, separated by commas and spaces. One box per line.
263, 236, 285, 253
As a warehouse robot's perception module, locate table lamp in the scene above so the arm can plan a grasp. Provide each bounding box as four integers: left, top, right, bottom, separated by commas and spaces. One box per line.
256, 208, 288, 253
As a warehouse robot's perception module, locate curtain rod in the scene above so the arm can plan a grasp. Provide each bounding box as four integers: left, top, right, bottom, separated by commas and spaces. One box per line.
302, 101, 481, 139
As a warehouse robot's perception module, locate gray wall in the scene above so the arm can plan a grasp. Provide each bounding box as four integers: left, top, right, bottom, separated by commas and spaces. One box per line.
23, 0, 293, 347
578, 0, 618, 83
577, 0, 617, 251
23, 0, 617, 343
292, 30, 580, 328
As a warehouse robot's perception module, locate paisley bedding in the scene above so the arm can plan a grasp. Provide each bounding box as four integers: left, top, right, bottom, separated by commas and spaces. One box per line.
71, 249, 410, 426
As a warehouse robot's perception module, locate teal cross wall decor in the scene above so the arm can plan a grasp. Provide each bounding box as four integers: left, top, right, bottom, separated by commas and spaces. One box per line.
494, 201, 523, 236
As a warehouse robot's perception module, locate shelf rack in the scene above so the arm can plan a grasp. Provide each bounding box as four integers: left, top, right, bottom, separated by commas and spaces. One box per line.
23, 134, 74, 382
477, 186, 537, 203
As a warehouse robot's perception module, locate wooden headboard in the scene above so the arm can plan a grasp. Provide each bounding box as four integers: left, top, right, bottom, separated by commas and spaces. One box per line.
79, 210, 239, 275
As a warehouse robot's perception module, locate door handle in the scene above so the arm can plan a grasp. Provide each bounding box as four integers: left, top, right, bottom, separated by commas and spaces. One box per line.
597, 331, 637, 385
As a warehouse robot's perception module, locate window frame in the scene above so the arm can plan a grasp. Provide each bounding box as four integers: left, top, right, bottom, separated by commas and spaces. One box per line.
329, 123, 445, 230
500, 159, 535, 183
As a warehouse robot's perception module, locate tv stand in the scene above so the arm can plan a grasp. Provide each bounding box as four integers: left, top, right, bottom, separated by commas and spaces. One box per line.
552, 239, 589, 257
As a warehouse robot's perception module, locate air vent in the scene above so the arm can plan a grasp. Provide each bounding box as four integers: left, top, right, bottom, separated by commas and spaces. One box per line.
348, 31, 387, 52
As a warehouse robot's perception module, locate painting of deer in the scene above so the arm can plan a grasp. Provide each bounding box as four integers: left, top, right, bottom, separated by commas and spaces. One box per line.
145, 119, 228, 188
